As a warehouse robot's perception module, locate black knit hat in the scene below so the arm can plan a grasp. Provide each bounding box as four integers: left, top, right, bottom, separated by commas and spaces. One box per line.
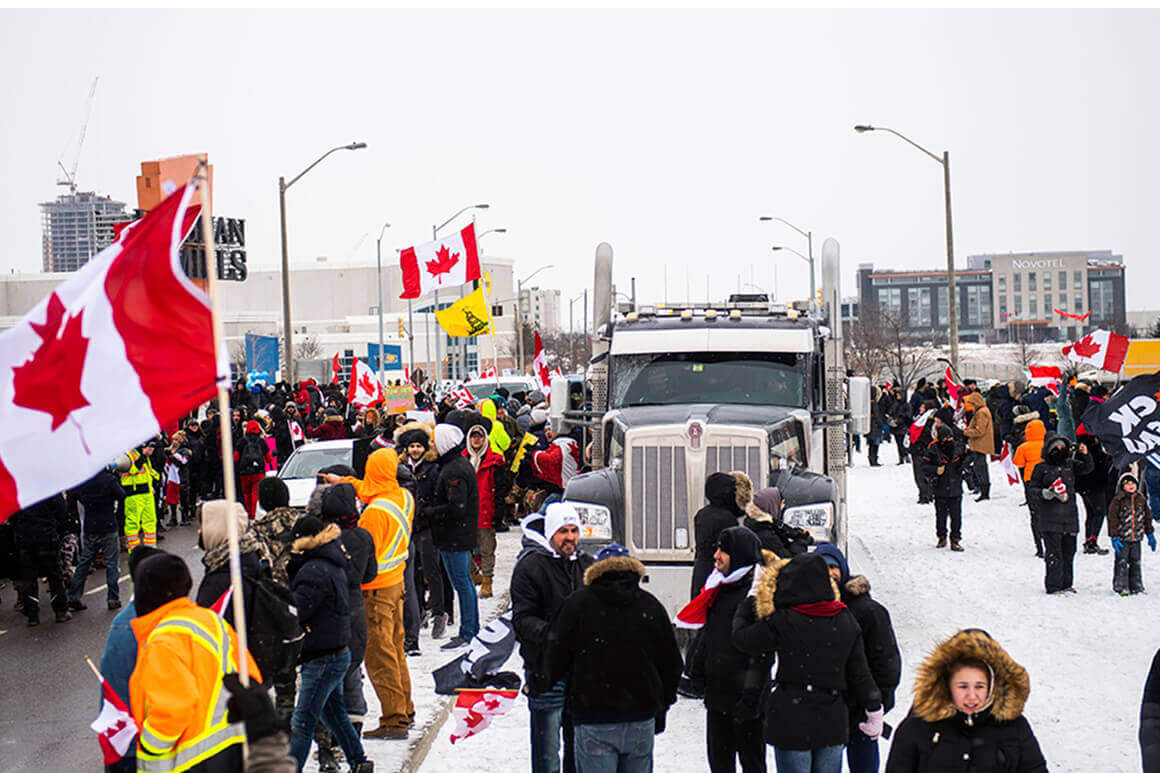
320, 483, 359, 529
257, 476, 290, 511
289, 515, 326, 542
134, 554, 193, 615
128, 546, 165, 584
397, 428, 430, 450
717, 526, 761, 568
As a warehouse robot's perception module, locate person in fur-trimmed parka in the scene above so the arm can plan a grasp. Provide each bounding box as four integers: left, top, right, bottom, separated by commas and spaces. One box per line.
885, 628, 1046, 772
732, 552, 883, 769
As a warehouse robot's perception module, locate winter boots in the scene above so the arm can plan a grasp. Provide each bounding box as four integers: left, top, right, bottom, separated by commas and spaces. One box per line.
470, 562, 483, 586
950, 539, 964, 552
480, 578, 493, 598
1083, 538, 1109, 555
431, 613, 448, 639
936, 537, 947, 549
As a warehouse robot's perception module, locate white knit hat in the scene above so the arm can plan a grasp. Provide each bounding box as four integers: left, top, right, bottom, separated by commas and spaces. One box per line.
434, 423, 464, 455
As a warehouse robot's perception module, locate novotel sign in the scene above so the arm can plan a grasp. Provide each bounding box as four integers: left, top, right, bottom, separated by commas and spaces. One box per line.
1011, 258, 1066, 270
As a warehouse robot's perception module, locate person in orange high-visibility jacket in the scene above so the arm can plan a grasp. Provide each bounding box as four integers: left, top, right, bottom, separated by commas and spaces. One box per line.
129, 553, 261, 772
324, 447, 415, 740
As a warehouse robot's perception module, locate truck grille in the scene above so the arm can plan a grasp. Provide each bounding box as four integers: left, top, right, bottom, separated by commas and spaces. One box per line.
626, 428, 766, 558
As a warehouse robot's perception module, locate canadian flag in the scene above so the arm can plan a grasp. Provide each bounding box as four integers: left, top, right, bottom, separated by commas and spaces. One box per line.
1062, 329, 1129, 373
449, 689, 519, 744
1051, 476, 1068, 497
944, 365, 961, 404
1028, 365, 1062, 396
532, 329, 550, 390
0, 184, 224, 525
908, 408, 935, 446
999, 441, 1021, 486
479, 366, 497, 379
209, 585, 233, 617
399, 223, 481, 300
288, 419, 304, 444
348, 359, 385, 408
92, 675, 138, 765
449, 386, 476, 409
331, 353, 342, 384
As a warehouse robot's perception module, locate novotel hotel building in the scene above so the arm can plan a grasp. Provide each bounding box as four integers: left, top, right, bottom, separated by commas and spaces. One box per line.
857, 250, 1126, 343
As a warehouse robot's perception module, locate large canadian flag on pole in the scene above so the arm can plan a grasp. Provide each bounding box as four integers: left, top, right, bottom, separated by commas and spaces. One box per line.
348, 358, 385, 408
0, 184, 224, 524
532, 329, 550, 390
1062, 329, 1129, 373
399, 223, 481, 300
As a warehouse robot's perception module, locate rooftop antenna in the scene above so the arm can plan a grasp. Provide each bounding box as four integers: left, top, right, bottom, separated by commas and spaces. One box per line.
57, 76, 99, 195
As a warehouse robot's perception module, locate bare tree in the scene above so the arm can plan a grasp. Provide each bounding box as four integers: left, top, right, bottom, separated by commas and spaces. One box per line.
843, 314, 890, 383
294, 336, 322, 360
873, 306, 936, 389
229, 340, 247, 380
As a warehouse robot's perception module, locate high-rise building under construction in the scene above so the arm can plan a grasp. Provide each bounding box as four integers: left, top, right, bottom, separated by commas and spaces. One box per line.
39, 191, 128, 272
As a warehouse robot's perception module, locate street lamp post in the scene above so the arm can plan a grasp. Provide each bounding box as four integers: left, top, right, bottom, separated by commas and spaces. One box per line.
854, 124, 958, 372
433, 203, 489, 383
760, 216, 813, 312
278, 141, 366, 385
516, 265, 555, 374
375, 221, 391, 384
770, 246, 814, 309
476, 228, 507, 380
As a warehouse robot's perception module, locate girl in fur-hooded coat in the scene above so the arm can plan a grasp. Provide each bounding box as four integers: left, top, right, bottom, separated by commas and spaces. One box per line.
885, 629, 1046, 772
732, 552, 882, 754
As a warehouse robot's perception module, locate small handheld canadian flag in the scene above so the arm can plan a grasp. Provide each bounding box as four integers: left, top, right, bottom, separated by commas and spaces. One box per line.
87, 657, 138, 765
348, 359, 385, 408
331, 353, 342, 384
999, 441, 1021, 486
209, 585, 233, 616
532, 330, 550, 390
1051, 477, 1068, 497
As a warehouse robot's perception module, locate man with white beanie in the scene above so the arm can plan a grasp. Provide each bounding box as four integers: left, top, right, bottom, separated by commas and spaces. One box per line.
511, 501, 596, 773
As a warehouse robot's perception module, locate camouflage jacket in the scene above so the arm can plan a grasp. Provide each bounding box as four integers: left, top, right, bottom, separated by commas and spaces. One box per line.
250, 506, 302, 586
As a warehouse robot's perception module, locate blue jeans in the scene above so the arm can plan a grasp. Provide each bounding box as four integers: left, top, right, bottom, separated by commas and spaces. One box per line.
529, 680, 576, 773
772, 745, 844, 773
1146, 463, 1160, 522
289, 648, 366, 770
574, 719, 655, 773
68, 531, 120, 602
845, 729, 878, 773
440, 549, 479, 640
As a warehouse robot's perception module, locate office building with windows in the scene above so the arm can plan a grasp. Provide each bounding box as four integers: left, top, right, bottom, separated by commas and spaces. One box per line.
857, 250, 1126, 343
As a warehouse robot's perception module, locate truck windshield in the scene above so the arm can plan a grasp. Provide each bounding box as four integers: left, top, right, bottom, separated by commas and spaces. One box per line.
611, 352, 806, 408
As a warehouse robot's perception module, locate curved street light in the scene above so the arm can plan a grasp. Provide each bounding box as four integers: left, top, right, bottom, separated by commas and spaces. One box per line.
516, 264, 555, 373
854, 123, 958, 370
432, 204, 490, 382
760, 216, 814, 310
279, 141, 367, 384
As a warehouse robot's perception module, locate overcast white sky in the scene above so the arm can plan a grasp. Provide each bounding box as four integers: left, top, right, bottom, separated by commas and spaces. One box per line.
3, 9, 1158, 315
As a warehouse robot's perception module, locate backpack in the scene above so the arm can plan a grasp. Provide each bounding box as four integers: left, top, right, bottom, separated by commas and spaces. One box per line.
239, 438, 265, 476
242, 575, 305, 678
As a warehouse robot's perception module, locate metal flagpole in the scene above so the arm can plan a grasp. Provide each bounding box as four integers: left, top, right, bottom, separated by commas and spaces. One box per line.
196, 158, 250, 686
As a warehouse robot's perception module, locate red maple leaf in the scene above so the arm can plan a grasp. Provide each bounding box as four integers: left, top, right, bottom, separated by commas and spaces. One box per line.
359, 371, 378, 398
1072, 335, 1102, 358
12, 293, 91, 430
425, 244, 460, 282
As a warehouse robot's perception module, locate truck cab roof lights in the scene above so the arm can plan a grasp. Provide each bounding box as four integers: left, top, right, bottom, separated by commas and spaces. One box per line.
786, 308, 800, 319
705, 309, 718, 322
680, 309, 694, 322
638, 305, 656, 316
625, 311, 640, 322
729, 309, 742, 321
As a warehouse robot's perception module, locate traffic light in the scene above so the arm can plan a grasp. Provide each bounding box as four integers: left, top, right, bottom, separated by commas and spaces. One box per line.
397, 318, 405, 337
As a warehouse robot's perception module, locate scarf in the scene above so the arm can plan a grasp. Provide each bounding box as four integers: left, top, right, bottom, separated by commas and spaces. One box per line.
675, 564, 754, 629
791, 600, 847, 617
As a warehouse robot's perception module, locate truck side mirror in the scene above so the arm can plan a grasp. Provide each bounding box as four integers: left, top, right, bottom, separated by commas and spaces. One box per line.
549, 376, 568, 434
848, 376, 871, 435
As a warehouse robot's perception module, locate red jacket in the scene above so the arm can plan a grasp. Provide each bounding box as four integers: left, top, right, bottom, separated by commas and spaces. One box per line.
306, 417, 348, 441
465, 446, 506, 530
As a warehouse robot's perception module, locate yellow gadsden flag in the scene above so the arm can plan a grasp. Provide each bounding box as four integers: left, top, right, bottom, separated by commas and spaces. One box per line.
435, 287, 492, 337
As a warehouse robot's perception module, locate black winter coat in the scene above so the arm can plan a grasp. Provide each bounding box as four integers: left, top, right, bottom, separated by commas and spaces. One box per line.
1074, 435, 1113, 497
339, 526, 377, 610
402, 457, 440, 532
692, 503, 741, 597
11, 495, 68, 546
429, 448, 479, 551
196, 549, 266, 625
70, 470, 126, 535
1142, 647, 1160, 773
545, 556, 682, 725
742, 516, 792, 558
287, 524, 352, 660
919, 438, 968, 499
733, 554, 882, 751
1028, 449, 1093, 534
886, 712, 1046, 773
841, 575, 902, 717
693, 568, 773, 716
511, 544, 596, 696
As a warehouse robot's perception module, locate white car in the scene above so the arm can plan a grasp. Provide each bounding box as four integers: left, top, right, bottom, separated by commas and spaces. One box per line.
273, 439, 355, 509
462, 376, 539, 401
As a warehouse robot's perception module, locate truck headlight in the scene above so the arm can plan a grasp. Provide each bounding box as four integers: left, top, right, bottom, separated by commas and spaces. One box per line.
569, 502, 613, 541
783, 502, 834, 540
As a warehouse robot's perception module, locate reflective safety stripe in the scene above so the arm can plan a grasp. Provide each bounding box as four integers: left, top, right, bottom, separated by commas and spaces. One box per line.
137, 613, 245, 772
371, 492, 413, 576
139, 722, 181, 754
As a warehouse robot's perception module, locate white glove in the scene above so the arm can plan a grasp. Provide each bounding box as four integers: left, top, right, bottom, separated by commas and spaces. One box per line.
858, 707, 885, 740
747, 564, 765, 598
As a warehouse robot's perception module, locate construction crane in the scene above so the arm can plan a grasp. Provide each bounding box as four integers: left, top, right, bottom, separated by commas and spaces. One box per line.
57, 76, 99, 194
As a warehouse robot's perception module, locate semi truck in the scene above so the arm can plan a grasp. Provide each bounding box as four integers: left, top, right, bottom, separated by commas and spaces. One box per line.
550, 240, 869, 614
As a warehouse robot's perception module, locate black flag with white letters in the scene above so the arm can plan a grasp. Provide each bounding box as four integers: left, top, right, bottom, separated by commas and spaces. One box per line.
1080, 371, 1160, 467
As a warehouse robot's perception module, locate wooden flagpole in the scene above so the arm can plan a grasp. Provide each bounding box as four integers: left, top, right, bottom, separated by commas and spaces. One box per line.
196, 157, 250, 687
84, 654, 103, 682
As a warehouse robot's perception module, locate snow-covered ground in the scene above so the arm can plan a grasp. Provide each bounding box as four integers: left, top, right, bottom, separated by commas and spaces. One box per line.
340, 449, 1159, 771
